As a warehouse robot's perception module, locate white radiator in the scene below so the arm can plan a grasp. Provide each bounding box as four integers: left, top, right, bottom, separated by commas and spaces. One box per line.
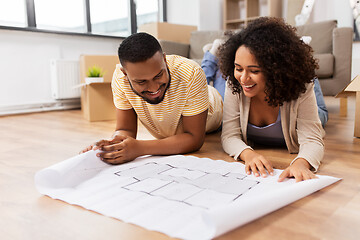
50, 59, 81, 99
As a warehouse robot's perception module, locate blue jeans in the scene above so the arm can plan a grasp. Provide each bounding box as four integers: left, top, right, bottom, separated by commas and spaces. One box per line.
201, 51, 328, 127
201, 51, 226, 100
313, 77, 328, 127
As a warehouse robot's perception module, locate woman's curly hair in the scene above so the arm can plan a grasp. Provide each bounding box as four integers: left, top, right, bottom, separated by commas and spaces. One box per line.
218, 17, 318, 106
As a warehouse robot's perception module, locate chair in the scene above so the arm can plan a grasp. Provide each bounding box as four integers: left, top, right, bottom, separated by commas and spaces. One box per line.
296, 20, 353, 96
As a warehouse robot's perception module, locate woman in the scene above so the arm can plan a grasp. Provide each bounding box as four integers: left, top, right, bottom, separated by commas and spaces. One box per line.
218, 17, 325, 182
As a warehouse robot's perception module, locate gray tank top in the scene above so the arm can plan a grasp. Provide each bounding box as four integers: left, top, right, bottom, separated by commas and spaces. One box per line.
247, 110, 286, 147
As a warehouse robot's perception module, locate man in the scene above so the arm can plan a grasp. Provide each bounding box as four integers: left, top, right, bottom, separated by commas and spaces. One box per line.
82, 32, 223, 164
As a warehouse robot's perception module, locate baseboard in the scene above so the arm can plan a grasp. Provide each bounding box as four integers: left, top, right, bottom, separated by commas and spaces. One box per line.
0, 98, 81, 116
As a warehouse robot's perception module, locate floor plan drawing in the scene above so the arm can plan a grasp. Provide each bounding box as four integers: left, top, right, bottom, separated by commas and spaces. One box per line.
35, 151, 340, 240
115, 162, 259, 209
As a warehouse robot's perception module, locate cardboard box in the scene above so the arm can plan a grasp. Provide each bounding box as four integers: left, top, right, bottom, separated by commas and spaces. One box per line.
79, 55, 119, 121
138, 22, 197, 44
80, 55, 119, 83
81, 83, 116, 122
336, 75, 360, 137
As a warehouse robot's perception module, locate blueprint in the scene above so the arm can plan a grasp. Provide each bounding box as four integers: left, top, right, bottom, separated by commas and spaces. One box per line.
35, 150, 340, 240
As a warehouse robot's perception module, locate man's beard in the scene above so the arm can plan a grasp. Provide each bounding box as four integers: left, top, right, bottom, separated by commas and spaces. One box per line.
129, 68, 171, 105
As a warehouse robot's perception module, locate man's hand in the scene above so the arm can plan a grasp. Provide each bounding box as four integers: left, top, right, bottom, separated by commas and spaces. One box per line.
278, 158, 318, 182
96, 135, 143, 165
240, 149, 274, 177
79, 136, 122, 154
80, 144, 94, 154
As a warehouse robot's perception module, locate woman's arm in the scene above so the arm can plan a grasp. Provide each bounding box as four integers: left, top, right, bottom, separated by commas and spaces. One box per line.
292, 83, 325, 171
221, 84, 251, 160
221, 84, 274, 177
278, 83, 325, 182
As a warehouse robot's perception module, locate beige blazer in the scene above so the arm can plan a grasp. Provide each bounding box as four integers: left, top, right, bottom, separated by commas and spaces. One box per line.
221, 82, 325, 171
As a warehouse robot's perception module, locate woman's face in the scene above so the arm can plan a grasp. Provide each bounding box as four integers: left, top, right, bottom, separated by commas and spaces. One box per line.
234, 45, 267, 99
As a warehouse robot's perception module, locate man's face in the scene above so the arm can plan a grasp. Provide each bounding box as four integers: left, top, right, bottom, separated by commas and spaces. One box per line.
121, 51, 170, 104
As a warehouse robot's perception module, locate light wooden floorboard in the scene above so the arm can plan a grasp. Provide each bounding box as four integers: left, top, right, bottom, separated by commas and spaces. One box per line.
0, 96, 359, 240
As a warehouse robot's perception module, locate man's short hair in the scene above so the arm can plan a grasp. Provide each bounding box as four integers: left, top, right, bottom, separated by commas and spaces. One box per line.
118, 32, 163, 66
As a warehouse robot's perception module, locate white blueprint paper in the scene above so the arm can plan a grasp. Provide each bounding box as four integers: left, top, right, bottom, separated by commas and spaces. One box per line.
35, 151, 340, 240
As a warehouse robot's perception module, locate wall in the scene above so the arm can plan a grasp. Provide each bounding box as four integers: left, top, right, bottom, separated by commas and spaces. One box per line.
311, 0, 353, 27
351, 43, 360, 79
167, 0, 200, 27
167, 0, 223, 31
0, 29, 120, 114
198, 0, 223, 30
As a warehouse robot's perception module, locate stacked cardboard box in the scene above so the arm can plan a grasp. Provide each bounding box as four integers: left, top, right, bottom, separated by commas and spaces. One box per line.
138, 22, 197, 44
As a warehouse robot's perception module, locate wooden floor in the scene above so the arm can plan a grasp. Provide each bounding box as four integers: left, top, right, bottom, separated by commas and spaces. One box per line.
0, 96, 359, 240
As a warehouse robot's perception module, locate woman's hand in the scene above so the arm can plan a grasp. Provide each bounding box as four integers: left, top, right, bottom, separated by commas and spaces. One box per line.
240, 149, 274, 177
278, 158, 318, 182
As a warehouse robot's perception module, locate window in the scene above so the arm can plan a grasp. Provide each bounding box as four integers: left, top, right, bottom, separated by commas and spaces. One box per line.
136, 0, 159, 30
0, 0, 167, 37
34, 0, 86, 32
90, 0, 129, 36
0, 0, 27, 27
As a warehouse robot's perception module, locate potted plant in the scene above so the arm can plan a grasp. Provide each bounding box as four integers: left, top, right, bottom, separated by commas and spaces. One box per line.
85, 65, 105, 84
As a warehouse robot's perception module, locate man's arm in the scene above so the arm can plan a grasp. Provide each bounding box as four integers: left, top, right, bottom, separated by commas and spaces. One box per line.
142, 109, 208, 155
113, 108, 138, 138
91, 108, 137, 148
97, 110, 208, 164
